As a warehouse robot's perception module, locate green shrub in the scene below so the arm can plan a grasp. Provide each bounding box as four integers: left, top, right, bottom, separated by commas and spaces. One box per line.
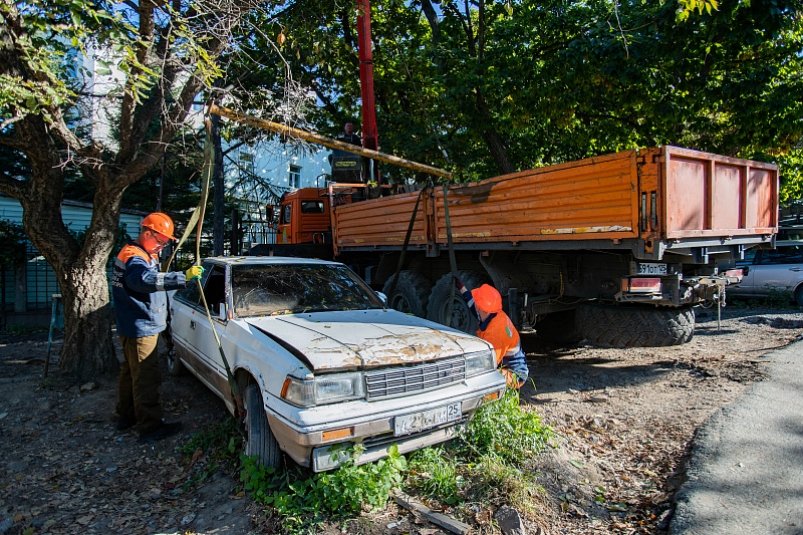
241, 444, 407, 534
459, 388, 554, 466
407, 447, 461, 504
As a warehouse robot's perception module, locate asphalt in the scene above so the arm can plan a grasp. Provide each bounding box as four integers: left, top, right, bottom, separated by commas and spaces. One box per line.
670, 336, 803, 535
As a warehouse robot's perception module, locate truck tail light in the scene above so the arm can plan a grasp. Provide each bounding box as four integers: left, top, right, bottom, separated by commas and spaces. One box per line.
623, 277, 662, 293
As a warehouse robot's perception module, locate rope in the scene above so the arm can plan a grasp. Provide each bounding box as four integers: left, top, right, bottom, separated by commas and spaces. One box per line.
384, 184, 431, 302
441, 185, 460, 327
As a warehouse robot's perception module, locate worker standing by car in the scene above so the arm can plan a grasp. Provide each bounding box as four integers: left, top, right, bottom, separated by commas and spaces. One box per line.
455, 277, 529, 389
112, 212, 204, 441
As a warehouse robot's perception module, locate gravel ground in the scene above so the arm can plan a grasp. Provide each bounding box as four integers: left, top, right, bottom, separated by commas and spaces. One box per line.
0, 304, 801, 534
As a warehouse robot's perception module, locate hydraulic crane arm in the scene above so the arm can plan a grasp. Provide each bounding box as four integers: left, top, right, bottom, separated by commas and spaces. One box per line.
208, 104, 452, 180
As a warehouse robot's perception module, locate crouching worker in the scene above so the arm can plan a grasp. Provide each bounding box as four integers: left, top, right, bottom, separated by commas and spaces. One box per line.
112, 212, 204, 441
455, 277, 529, 389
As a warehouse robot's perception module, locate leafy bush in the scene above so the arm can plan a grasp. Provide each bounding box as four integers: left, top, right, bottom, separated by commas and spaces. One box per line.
241, 444, 407, 534
459, 388, 554, 466
407, 446, 461, 504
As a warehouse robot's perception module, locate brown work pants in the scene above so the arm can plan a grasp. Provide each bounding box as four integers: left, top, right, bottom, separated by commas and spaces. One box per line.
116, 335, 162, 432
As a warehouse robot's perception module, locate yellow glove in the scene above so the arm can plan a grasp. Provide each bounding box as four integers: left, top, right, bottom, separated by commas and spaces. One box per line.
185, 265, 204, 282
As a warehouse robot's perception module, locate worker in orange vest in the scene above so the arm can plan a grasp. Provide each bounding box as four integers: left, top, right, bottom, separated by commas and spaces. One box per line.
455, 277, 529, 389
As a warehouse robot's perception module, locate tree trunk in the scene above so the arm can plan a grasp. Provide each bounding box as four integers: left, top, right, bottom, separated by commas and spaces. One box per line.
59, 262, 117, 381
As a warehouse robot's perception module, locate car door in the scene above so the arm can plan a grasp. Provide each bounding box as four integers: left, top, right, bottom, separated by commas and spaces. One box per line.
751, 245, 803, 294
170, 261, 231, 394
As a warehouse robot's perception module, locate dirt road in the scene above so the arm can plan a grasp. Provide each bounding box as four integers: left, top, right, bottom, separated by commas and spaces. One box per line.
0, 305, 801, 534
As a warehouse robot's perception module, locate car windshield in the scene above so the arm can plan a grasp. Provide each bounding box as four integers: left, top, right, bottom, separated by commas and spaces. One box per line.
232, 264, 384, 317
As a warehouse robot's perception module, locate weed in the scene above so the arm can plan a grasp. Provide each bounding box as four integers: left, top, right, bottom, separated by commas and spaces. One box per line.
462, 454, 543, 515
241, 444, 407, 534
459, 388, 554, 466
179, 417, 242, 489
407, 447, 461, 504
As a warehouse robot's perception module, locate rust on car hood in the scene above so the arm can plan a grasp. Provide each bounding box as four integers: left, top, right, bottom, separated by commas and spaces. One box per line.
245, 309, 484, 372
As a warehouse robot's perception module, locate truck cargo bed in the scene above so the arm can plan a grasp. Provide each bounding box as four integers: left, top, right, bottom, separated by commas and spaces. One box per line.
332, 146, 778, 261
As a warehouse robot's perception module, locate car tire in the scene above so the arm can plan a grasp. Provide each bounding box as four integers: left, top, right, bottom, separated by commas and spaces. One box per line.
577, 304, 695, 348
244, 383, 282, 469
426, 271, 489, 333
165, 346, 185, 376
382, 270, 432, 317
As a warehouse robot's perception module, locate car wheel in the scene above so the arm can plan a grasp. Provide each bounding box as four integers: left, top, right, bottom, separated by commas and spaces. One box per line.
382, 270, 432, 317
426, 270, 489, 333
165, 347, 185, 376
243, 383, 282, 469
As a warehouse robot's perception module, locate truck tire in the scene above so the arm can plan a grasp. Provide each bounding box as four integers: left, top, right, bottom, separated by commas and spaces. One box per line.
795, 285, 803, 307
536, 310, 581, 345
577, 304, 695, 348
382, 271, 432, 317
426, 271, 489, 333
244, 383, 282, 469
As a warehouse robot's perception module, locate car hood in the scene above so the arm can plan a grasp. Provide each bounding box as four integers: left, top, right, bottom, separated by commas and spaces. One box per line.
244, 308, 485, 372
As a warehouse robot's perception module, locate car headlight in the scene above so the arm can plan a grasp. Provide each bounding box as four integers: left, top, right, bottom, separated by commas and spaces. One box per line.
281, 372, 366, 407
465, 349, 496, 377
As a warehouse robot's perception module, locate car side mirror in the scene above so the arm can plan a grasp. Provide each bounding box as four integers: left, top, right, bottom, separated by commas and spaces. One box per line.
375, 291, 388, 304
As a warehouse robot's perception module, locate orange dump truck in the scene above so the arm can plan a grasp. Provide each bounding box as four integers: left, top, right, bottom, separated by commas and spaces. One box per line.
256, 146, 778, 347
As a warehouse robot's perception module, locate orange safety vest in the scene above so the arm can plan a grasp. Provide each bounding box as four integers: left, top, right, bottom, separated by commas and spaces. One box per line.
476, 312, 523, 388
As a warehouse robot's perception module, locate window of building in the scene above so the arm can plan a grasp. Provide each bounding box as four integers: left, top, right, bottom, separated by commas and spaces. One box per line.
289, 165, 301, 189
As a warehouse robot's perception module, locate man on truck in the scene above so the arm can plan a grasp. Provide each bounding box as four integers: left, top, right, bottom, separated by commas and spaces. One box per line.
455, 277, 529, 389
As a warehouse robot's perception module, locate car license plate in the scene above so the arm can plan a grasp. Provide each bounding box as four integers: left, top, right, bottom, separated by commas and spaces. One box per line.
394, 402, 462, 437
637, 262, 667, 275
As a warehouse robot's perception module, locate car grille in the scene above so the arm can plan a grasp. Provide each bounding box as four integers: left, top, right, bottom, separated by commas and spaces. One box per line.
364, 356, 466, 400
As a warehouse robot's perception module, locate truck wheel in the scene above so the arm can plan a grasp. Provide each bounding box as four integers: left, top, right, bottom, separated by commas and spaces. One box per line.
382, 271, 432, 317
795, 285, 803, 307
244, 383, 282, 469
536, 310, 581, 345
577, 304, 695, 348
426, 271, 489, 333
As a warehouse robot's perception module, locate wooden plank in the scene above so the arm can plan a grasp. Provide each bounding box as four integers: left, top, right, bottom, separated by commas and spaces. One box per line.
393, 493, 471, 534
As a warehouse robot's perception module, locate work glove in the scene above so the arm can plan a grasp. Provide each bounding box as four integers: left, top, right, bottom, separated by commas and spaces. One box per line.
185, 265, 204, 282
453, 276, 464, 291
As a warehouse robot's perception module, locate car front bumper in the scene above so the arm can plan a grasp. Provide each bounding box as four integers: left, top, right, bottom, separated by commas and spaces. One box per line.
265, 372, 506, 471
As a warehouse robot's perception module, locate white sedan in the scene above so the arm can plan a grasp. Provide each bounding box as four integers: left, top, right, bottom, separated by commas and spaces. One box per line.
168, 256, 506, 471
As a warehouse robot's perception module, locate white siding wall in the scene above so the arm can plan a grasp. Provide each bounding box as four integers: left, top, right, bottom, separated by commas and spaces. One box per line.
0, 196, 144, 309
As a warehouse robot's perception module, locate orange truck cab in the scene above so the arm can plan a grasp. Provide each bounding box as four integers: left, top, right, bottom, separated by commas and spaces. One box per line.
276, 188, 332, 245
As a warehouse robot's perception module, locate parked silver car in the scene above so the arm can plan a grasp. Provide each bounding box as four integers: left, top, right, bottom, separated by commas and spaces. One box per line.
727, 241, 803, 305
167, 256, 506, 471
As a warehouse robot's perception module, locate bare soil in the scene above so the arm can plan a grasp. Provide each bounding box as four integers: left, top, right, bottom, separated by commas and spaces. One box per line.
1, 305, 801, 535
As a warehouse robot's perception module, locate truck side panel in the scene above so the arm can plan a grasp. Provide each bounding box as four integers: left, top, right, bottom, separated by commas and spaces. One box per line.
433, 151, 639, 243
333, 190, 429, 251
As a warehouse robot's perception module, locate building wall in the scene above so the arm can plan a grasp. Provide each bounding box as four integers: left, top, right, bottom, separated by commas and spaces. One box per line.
0, 195, 145, 312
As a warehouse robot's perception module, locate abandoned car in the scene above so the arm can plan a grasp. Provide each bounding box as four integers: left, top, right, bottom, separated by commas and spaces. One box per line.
168, 256, 506, 471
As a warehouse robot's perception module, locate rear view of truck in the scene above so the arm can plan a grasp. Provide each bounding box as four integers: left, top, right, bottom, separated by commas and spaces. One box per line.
330, 146, 778, 347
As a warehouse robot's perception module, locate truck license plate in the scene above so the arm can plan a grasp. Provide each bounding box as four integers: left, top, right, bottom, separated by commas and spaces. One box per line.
394, 402, 462, 437
637, 263, 667, 275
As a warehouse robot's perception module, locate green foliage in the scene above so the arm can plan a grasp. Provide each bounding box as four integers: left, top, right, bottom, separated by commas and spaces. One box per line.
180, 418, 243, 488
460, 388, 554, 466
407, 447, 461, 505
240, 444, 407, 534
462, 454, 543, 516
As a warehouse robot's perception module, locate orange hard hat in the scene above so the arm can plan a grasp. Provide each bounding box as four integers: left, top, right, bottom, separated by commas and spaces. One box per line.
141, 212, 177, 241
471, 284, 502, 314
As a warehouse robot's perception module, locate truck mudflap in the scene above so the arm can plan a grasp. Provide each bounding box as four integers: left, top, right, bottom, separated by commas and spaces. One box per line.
616, 270, 743, 307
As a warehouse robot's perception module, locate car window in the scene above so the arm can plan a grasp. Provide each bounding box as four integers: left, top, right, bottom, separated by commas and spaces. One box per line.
756, 246, 803, 265
281, 204, 292, 224
175, 263, 225, 316
232, 264, 384, 317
